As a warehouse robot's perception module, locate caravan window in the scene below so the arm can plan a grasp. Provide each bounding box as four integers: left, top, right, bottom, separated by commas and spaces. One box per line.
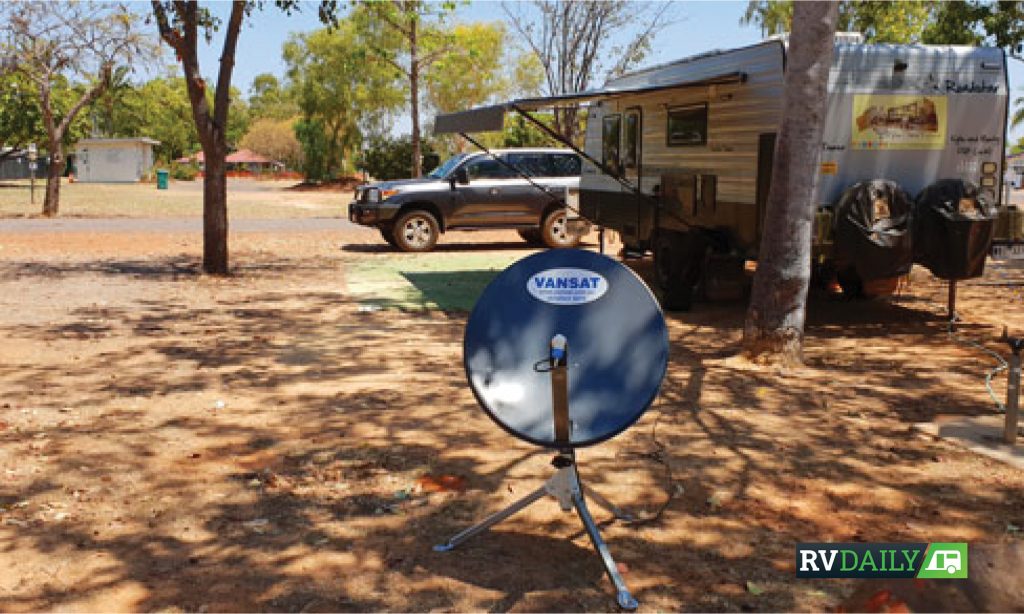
603, 114, 622, 176
667, 104, 708, 147
623, 110, 640, 169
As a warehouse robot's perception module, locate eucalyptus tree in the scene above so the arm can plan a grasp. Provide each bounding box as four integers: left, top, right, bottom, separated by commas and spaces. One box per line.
742, 0, 839, 364
502, 0, 674, 143
354, 1, 461, 177
1, 2, 152, 216
283, 21, 403, 180
151, 1, 339, 274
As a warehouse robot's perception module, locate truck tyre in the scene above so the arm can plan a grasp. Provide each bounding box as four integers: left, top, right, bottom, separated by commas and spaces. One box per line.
654, 232, 702, 311
517, 228, 543, 245
392, 210, 439, 252
540, 209, 580, 248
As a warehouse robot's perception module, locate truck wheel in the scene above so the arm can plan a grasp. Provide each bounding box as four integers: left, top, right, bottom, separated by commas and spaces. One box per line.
517, 228, 543, 245
392, 210, 439, 252
540, 209, 580, 248
654, 232, 702, 311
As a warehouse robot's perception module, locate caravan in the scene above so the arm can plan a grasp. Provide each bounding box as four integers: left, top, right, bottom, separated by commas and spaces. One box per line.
435, 37, 1011, 309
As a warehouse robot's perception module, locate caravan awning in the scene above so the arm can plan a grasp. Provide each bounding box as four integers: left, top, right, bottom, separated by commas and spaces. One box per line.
433, 71, 747, 135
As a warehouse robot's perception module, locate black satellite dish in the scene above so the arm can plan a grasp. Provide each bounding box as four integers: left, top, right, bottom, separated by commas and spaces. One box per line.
435, 249, 669, 610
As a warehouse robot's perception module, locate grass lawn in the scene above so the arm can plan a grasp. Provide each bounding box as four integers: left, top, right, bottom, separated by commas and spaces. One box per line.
0, 178, 349, 219
346, 250, 534, 311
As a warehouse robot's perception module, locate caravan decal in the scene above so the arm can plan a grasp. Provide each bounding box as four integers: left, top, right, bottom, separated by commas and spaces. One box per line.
852, 94, 947, 150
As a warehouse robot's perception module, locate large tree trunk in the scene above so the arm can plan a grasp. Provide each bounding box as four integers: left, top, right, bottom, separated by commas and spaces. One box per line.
742, 1, 839, 365
43, 139, 62, 217
152, 0, 244, 275
409, 16, 421, 178
202, 142, 229, 274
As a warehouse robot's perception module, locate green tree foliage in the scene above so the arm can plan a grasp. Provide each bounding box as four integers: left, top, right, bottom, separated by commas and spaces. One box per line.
248, 73, 298, 120
239, 117, 303, 169
743, 1, 1024, 47
354, 0, 461, 177
425, 21, 548, 154
89, 66, 136, 138
502, 113, 554, 148
425, 22, 508, 114
0, 72, 46, 159
225, 89, 251, 149
293, 118, 330, 180
358, 134, 438, 181
284, 21, 403, 181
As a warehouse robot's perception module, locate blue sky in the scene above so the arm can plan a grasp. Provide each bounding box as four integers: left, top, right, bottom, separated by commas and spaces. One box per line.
192, 1, 765, 94
180, 0, 1024, 141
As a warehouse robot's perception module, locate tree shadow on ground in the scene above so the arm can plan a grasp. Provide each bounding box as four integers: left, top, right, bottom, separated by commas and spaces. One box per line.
0, 255, 1021, 612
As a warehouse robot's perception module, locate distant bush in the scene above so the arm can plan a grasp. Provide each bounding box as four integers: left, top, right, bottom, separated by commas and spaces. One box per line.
170, 163, 198, 181
358, 135, 439, 181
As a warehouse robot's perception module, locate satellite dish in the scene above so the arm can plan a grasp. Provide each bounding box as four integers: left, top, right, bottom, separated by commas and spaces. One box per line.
464, 248, 669, 448
436, 249, 669, 611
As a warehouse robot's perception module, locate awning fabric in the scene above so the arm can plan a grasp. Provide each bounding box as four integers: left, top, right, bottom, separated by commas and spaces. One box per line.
433, 71, 746, 135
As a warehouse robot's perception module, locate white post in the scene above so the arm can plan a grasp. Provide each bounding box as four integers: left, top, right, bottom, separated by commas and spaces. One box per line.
27, 143, 37, 205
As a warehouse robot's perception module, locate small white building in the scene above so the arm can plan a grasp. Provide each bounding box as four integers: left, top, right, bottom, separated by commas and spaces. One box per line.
74, 138, 159, 183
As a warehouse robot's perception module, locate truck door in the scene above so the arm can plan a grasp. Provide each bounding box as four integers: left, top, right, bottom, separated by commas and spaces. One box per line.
451, 156, 519, 226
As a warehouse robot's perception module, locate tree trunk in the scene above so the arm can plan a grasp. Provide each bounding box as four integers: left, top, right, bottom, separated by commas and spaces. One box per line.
742, 1, 839, 365
43, 139, 62, 217
409, 16, 421, 178
202, 142, 229, 274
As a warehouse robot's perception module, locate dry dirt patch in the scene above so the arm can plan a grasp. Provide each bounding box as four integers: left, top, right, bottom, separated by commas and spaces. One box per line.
0, 223, 1021, 612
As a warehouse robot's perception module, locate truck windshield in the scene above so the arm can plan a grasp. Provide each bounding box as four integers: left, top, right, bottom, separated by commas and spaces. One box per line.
427, 153, 470, 179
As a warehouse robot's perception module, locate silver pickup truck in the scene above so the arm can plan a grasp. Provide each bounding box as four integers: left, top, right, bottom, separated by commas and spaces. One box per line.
348, 148, 587, 252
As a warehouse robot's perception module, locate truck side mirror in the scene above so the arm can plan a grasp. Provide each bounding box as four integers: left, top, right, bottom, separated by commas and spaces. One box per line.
454, 167, 470, 185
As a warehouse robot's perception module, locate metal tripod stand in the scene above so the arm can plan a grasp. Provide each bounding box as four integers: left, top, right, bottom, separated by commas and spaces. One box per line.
433, 449, 638, 610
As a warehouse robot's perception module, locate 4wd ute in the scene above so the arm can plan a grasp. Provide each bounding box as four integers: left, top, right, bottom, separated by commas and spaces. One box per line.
348, 148, 588, 252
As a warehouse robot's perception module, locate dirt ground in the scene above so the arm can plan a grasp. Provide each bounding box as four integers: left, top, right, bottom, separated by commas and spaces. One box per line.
1, 205, 1023, 612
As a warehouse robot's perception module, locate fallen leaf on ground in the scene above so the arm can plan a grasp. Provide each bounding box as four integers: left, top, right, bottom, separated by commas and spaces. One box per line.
415, 474, 466, 493
746, 581, 764, 595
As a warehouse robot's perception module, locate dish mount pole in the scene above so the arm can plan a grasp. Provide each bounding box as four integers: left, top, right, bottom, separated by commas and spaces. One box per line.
434, 336, 640, 610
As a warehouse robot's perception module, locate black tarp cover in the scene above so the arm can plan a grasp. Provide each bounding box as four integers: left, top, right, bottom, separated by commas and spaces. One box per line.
913, 179, 996, 280
834, 180, 914, 281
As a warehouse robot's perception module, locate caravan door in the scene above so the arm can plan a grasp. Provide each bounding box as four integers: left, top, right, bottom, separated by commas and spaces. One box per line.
622, 107, 649, 244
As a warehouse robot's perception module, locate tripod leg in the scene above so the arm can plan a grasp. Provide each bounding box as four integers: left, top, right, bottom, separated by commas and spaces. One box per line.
582, 485, 635, 522
434, 484, 548, 552
573, 490, 639, 610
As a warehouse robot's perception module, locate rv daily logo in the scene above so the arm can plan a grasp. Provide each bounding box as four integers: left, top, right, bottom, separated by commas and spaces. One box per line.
796, 543, 967, 579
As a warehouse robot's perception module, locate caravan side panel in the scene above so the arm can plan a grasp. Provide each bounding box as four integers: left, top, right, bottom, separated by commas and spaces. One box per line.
581, 42, 785, 253
818, 45, 1007, 207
